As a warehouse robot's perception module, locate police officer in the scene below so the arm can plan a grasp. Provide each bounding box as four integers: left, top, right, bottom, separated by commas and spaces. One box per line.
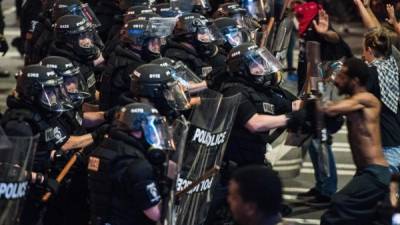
104, 5, 155, 49
94, 0, 148, 42
25, 0, 102, 65
221, 42, 303, 167
88, 103, 174, 225
213, 17, 248, 53
49, 15, 104, 104
1, 65, 73, 225
40, 56, 112, 131
128, 63, 191, 122
205, 43, 306, 224
99, 19, 163, 110
161, 13, 226, 82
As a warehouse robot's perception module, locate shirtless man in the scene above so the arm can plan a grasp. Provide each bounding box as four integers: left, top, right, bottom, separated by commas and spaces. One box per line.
320, 57, 390, 225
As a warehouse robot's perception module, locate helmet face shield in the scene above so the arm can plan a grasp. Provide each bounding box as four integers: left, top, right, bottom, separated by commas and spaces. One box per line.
244, 47, 283, 76
63, 75, 91, 103
142, 115, 175, 150
147, 37, 162, 54
172, 61, 202, 87
224, 27, 244, 47
163, 80, 191, 111
40, 85, 73, 112
77, 32, 96, 48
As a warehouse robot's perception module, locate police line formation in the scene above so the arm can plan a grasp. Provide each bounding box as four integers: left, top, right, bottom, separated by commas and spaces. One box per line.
0, 0, 398, 225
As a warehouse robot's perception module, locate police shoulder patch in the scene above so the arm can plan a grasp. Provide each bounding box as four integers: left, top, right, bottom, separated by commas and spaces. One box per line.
146, 182, 161, 203
88, 156, 100, 172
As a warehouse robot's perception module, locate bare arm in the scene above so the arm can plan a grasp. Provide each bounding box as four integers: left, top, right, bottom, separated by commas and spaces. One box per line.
323, 93, 376, 116
354, 0, 381, 29
61, 134, 93, 151
386, 4, 400, 35
83, 111, 105, 128
245, 114, 289, 133
312, 9, 340, 43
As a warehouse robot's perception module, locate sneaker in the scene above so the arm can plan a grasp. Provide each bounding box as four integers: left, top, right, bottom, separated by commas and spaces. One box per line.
306, 194, 331, 208
0, 68, 11, 78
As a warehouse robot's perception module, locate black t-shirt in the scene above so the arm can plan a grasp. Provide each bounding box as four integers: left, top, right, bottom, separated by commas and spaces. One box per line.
367, 66, 400, 147
110, 157, 161, 225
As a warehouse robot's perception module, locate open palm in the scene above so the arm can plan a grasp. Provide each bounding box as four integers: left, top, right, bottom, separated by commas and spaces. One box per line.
313, 9, 329, 34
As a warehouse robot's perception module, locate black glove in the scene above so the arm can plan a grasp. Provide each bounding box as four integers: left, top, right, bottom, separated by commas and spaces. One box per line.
0, 34, 9, 56
91, 124, 110, 144
35, 173, 60, 194
286, 109, 307, 130
104, 106, 119, 123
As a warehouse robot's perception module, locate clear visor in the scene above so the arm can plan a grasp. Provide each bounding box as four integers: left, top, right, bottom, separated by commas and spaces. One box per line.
224, 27, 244, 47
163, 80, 191, 111
245, 48, 283, 76
148, 17, 177, 38
63, 76, 91, 102
40, 85, 74, 112
172, 61, 202, 87
142, 115, 175, 150
70, 3, 101, 28
77, 32, 95, 48
242, 1, 267, 21
147, 38, 162, 54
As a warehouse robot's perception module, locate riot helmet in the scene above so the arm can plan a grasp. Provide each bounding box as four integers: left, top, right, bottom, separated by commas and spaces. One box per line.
130, 64, 191, 112
123, 5, 155, 23
115, 103, 174, 164
174, 13, 221, 44
227, 43, 283, 87
118, 0, 149, 11
152, 3, 180, 17
136, 12, 160, 21
121, 19, 174, 60
214, 17, 247, 50
151, 57, 202, 88
54, 15, 101, 61
52, 0, 101, 27
40, 56, 91, 106
16, 65, 73, 112
173, 0, 211, 15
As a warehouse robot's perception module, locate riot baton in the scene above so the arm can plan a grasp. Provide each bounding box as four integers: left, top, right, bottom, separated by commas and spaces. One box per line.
175, 165, 220, 198
41, 148, 85, 202
301, 41, 331, 177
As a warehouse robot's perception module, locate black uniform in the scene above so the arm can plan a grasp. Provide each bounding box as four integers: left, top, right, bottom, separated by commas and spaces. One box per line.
99, 43, 144, 110
220, 78, 294, 166
161, 36, 226, 81
88, 129, 161, 225
2, 96, 70, 225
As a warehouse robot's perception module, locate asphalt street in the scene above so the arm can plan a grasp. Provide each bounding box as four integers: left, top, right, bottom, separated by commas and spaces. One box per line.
0, 1, 368, 224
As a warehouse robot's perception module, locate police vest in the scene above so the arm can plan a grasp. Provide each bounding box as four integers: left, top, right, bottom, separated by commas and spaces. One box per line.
1, 108, 68, 172
87, 136, 145, 225
220, 82, 293, 143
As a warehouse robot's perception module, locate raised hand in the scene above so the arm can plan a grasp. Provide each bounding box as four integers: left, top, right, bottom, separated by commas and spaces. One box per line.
386, 4, 397, 25
313, 9, 329, 34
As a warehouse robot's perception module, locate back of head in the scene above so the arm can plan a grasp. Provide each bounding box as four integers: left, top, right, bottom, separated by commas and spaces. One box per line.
343, 57, 370, 86
364, 28, 392, 58
231, 165, 282, 215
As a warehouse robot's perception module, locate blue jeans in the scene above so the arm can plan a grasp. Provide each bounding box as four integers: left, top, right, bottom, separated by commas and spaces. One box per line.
383, 146, 400, 174
308, 138, 338, 197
